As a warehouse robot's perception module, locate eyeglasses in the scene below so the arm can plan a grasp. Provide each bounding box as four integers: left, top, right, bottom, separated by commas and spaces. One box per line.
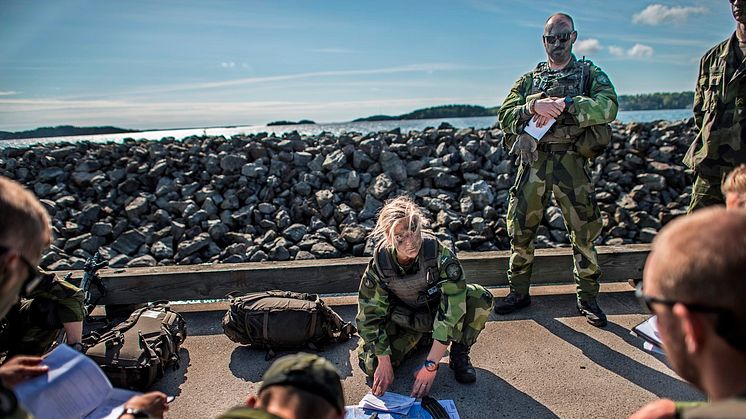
0, 246, 41, 298
634, 281, 728, 315
543, 32, 573, 44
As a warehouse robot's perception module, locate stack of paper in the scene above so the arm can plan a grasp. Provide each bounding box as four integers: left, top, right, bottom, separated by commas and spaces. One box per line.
359, 392, 416, 415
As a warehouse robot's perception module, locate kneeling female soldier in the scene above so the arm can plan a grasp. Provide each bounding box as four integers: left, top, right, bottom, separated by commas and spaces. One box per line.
356, 196, 493, 397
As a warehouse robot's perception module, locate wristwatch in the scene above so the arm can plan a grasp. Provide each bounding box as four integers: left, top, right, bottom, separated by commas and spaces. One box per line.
423, 360, 439, 372
120, 407, 150, 418
564, 95, 574, 108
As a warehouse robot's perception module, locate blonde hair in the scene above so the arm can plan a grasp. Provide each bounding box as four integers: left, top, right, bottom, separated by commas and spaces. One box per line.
0, 176, 52, 259
722, 164, 746, 195
370, 196, 426, 247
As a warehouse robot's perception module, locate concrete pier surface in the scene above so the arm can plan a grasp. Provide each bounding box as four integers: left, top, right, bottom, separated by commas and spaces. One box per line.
151, 283, 704, 418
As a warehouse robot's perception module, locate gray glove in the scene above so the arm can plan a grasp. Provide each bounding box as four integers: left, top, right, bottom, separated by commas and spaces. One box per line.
509, 133, 538, 166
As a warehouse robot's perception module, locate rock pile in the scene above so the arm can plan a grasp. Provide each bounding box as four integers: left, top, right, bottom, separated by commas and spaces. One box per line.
0, 119, 695, 270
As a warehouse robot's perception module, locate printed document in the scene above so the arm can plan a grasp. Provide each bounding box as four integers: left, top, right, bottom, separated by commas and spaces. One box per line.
13, 344, 138, 419
524, 117, 556, 141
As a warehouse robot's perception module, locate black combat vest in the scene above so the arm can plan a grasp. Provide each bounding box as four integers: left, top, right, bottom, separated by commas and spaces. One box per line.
373, 234, 441, 310
529, 58, 591, 143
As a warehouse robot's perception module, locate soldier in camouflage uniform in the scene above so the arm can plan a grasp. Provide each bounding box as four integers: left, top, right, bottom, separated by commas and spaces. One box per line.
356, 196, 493, 397
0, 269, 85, 357
495, 13, 618, 327
685, 1, 746, 212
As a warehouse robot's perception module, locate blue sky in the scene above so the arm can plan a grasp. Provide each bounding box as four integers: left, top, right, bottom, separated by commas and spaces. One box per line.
0, 0, 735, 131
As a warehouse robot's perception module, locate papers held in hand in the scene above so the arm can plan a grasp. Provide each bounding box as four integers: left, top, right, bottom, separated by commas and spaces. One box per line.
13, 344, 138, 419
524, 117, 556, 141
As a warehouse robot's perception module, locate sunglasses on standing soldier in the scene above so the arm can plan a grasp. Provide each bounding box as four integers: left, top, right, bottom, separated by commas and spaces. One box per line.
0, 245, 41, 298
543, 32, 574, 44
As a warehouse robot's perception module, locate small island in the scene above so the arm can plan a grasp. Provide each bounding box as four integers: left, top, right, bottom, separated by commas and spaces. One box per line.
0, 125, 137, 141
267, 119, 316, 126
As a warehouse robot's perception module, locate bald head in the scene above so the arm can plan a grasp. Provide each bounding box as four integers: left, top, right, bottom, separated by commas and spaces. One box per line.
646, 208, 746, 318
545, 13, 575, 32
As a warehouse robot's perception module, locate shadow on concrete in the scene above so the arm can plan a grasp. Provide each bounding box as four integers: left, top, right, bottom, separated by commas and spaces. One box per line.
489, 290, 704, 401
179, 311, 227, 337
153, 347, 190, 397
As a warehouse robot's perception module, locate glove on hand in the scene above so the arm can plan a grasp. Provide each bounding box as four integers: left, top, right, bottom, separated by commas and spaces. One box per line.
509, 133, 538, 166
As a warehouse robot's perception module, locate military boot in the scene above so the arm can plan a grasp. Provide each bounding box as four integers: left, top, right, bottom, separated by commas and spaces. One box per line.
493, 291, 531, 314
577, 298, 607, 327
448, 342, 476, 384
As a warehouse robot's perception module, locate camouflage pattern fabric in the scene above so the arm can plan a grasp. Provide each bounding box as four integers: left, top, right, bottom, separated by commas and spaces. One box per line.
0, 270, 84, 357
505, 152, 603, 300
356, 241, 492, 377
498, 55, 618, 149
685, 32, 746, 210
688, 173, 726, 212
498, 55, 616, 301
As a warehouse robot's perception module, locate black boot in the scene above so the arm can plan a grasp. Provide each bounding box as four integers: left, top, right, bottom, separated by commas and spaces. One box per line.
448, 342, 476, 384
493, 291, 531, 314
577, 298, 607, 327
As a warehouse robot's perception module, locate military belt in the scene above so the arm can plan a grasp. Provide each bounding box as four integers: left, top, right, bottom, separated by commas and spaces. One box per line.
537, 142, 575, 153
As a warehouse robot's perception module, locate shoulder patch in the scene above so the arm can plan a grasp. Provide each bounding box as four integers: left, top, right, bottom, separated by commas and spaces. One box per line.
443, 261, 463, 282
595, 71, 610, 86
364, 277, 375, 289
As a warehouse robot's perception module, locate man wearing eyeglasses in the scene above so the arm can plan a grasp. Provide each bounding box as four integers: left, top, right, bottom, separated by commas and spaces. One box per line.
496, 13, 618, 327
0, 176, 169, 419
684, 0, 746, 212
629, 207, 746, 418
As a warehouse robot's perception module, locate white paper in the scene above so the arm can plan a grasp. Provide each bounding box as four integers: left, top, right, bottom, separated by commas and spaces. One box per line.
632, 315, 662, 347
359, 391, 416, 415
13, 344, 141, 419
346, 399, 460, 419
524, 117, 556, 141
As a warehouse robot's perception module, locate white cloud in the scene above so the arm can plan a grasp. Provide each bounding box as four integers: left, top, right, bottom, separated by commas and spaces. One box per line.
0, 91, 17, 96
633, 4, 707, 25
608, 44, 654, 59
220, 62, 236, 68
608, 46, 625, 57
628, 43, 654, 58
574, 39, 603, 55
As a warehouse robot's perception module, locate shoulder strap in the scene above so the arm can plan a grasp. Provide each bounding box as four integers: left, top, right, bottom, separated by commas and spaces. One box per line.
373, 244, 397, 279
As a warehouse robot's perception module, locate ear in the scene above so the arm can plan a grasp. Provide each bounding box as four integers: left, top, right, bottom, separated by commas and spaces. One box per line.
571, 31, 578, 44
245, 394, 257, 408
672, 303, 708, 355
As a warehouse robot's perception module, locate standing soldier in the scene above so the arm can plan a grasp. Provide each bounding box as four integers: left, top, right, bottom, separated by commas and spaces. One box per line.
684, 0, 746, 211
356, 196, 493, 397
495, 13, 618, 327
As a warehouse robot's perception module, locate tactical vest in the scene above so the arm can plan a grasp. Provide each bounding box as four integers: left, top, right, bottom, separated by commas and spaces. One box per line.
373, 234, 441, 310
529, 59, 591, 143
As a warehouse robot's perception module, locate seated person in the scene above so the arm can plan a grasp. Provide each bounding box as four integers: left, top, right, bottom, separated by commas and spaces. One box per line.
218, 353, 344, 419
356, 196, 493, 397
0, 269, 85, 357
629, 208, 746, 418
723, 164, 746, 209
0, 176, 168, 419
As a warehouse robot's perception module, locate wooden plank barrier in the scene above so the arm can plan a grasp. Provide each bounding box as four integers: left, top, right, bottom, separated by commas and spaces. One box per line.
58, 244, 650, 304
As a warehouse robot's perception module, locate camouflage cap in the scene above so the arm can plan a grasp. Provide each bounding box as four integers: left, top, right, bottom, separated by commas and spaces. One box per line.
259, 353, 344, 413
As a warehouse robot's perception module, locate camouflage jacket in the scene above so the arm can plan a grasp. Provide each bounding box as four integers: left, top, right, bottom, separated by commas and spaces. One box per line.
684, 32, 746, 177
498, 55, 618, 144
356, 240, 467, 356
26, 270, 85, 323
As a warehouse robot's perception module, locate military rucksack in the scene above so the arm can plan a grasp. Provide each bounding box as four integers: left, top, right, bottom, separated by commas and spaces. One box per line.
82, 302, 187, 390
222, 290, 356, 359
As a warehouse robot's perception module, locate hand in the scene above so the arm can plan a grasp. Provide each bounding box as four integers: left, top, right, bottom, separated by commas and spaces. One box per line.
532, 97, 564, 118
123, 392, 170, 418
410, 366, 437, 398
0, 356, 48, 388
372, 356, 394, 396
628, 399, 676, 419
533, 114, 553, 128
509, 133, 539, 166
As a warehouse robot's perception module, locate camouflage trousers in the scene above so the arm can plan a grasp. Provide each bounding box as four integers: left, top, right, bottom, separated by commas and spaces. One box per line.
357, 284, 492, 377
0, 298, 64, 357
688, 173, 725, 213
506, 150, 603, 300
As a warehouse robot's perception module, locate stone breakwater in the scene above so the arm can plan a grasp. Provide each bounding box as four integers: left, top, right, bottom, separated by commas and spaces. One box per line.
0, 119, 695, 271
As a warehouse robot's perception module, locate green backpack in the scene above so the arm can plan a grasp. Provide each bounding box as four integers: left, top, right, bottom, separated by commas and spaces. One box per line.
222, 290, 356, 359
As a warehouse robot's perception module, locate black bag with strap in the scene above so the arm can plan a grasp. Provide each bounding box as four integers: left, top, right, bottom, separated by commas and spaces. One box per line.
82, 301, 187, 390
222, 290, 356, 359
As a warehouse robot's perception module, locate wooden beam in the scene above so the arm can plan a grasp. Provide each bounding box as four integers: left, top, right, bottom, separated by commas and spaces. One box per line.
59, 244, 650, 304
